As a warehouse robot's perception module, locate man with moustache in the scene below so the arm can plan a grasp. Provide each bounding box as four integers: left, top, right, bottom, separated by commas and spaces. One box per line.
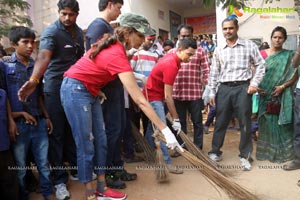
207, 16, 265, 171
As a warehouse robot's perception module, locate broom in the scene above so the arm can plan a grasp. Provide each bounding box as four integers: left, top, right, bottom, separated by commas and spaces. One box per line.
133, 83, 169, 182
153, 131, 259, 200
154, 137, 169, 182
165, 113, 229, 177
131, 122, 156, 163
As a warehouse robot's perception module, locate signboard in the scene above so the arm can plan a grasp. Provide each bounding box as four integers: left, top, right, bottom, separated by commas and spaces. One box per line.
186, 14, 216, 35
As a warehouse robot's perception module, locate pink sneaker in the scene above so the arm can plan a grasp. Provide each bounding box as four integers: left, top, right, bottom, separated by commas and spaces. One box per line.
96, 188, 127, 200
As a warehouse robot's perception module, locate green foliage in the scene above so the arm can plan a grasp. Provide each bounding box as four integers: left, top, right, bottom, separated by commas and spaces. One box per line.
202, 0, 250, 10
0, 0, 32, 37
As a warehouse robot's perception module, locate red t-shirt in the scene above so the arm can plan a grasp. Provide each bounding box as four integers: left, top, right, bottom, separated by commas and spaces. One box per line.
144, 53, 181, 101
64, 42, 132, 96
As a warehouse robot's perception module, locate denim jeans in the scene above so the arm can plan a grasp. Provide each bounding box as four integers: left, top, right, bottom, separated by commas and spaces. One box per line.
174, 99, 204, 149
145, 101, 171, 165
205, 105, 216, 127
44, 91, 77, 185
294, 88, 300, 161
60, 77, 107, 183
12, 119, 53, 200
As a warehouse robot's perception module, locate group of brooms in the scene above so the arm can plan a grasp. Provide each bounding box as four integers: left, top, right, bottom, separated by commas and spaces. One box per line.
131, 114, 259, 200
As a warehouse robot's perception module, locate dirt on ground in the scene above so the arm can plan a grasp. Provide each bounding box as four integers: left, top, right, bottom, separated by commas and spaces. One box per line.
30, 125, 300, 200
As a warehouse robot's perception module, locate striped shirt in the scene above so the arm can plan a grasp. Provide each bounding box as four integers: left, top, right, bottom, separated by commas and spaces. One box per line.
171, 47, 210, 101
208, 38, 265, 97
130, 49, 158, 88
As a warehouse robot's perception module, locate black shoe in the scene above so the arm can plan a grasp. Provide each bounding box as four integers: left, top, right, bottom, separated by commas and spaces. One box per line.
283, 161, 300, 171
116, 169, 137, 181
123, 155, 144, 163
105, 174, 126, 189
171, 151, 181, 158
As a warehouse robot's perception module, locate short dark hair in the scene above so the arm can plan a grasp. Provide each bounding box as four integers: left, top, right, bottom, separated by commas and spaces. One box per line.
178, 37, 197, 50
222, 15, 239, 28
57, 0, 79, 13
177, 24, 194, 35
8, 26, 36, 45
98, 0, 123, 11
271, 26, 287, 40
162, 40, 174, 48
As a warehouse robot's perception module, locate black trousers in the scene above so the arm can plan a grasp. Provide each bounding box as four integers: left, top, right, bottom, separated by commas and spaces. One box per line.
210, 83, 253, 158
0, 150, 19, 200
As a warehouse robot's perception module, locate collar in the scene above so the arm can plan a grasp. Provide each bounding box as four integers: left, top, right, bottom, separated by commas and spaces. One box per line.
55, 19, 79, 32
11, 53, 34, 67
222, 38, 246, 49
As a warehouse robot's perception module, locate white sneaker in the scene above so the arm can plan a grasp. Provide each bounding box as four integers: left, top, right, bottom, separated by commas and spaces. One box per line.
240, 158, 252, 171
55, 183, 70, 200
70, 172, 97, 181
208, 153, 222, 162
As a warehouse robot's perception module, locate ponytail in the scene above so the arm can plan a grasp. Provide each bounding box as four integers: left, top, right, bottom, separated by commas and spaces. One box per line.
89, 26, 136, 60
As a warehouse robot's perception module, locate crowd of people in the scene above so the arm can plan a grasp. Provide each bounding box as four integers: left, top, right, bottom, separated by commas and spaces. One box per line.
1, 0, 300, 200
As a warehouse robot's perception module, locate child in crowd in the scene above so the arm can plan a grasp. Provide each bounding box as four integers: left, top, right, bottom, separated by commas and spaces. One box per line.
0, 26, 56, 200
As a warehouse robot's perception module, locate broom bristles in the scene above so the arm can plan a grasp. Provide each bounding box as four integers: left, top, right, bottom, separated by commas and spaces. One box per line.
165, 114, 230, 176
154, 131, 259, 200
131, 122, 156, 163
155, 139, 169, 182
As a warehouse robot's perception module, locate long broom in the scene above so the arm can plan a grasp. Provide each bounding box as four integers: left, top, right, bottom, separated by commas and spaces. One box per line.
130, 122, 169, 181
131, 83, 169, 182
165, 113, 230, 177
130, 122, 156, 163
153, 130, 259, 200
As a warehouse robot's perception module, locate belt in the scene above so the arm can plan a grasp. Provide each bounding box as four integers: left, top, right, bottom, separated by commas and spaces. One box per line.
15, 115, 44, 123
221, 80, 250, 87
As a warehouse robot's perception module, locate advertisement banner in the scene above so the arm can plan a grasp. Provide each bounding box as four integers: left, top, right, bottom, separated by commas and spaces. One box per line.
186, 14, 216, 35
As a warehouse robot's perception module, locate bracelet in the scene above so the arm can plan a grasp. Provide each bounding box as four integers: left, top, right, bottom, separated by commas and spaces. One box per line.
29, 76, 40, 84
295, 51, 300, 55
280, 85, 285, 90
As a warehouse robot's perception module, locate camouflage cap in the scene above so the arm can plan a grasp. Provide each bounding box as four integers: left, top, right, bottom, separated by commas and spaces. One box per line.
119, 13, 156, 36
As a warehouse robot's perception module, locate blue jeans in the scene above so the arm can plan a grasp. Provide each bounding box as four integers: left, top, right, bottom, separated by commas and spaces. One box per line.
13, 119, 53, 200
205, 105, 216, 127
44, 91, 77, 185
60, 77, 107, 183
294, 88, 300, 161
145, 101, 171, 165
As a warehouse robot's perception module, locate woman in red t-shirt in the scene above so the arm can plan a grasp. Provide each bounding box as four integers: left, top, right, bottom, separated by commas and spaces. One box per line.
60, 13, 183, 200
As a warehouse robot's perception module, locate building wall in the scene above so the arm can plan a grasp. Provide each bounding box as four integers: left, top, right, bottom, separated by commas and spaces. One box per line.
29, 0, 203, 39
216, 0, 300, 49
